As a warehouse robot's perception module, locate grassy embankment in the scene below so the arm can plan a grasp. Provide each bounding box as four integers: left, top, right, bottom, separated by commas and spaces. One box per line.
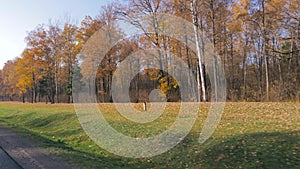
0, 102, 299, 168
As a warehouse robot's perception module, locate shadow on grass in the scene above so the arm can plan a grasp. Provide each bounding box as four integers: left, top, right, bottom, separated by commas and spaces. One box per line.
1, 116, 299, 169
198, 131, 300, 169
0, 119, 153, 169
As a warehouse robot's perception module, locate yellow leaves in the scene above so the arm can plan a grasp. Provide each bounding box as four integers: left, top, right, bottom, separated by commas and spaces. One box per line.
78, 16, 103, 44
15, 55, 34, 94
227, 20, 243, 32
144, 69, 179, 94
240, 0, 251, 9
16, 77, 32, 93
1, 60, 20, 95
145, 69, 161, 81
14, 48, 44, 94
159, 76, 171, 93
267, 0, 287, 13
232, 0, 250, 20
228, 0, 250, 33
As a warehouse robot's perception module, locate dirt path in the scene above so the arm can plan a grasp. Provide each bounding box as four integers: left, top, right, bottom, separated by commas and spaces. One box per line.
0, 127, 77, 169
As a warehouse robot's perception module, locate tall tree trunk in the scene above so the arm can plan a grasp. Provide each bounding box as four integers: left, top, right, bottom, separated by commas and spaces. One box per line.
22, 93, 25, 103
191, 0, 207, 102
230, 34, 234, 99
263, 44, 269, 101
277, 57, 283, 100
210, 0, 219, 101
242, 38, 248, 100
55, 61, 59, 103
262, 0, 269, 101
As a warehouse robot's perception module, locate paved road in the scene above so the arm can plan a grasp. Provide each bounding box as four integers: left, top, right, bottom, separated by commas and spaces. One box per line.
0, 127, 76, 169
0, 147, 22, 169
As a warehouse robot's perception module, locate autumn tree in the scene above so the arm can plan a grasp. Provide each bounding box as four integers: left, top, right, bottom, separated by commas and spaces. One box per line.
1, 0, 299, 102
1, 60, 19, 101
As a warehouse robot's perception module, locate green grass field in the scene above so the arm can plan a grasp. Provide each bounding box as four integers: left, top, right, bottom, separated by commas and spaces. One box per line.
0, 102, 299, 168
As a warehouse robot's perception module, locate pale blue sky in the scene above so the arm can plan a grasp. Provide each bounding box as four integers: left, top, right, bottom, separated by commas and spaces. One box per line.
0, 0, 114, 69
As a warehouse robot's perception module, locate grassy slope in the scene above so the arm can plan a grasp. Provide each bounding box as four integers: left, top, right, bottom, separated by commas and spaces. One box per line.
0, 102, 299, 169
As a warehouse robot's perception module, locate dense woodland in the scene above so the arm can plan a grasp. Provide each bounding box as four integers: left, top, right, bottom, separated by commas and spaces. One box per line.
0, 0, 299, 103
